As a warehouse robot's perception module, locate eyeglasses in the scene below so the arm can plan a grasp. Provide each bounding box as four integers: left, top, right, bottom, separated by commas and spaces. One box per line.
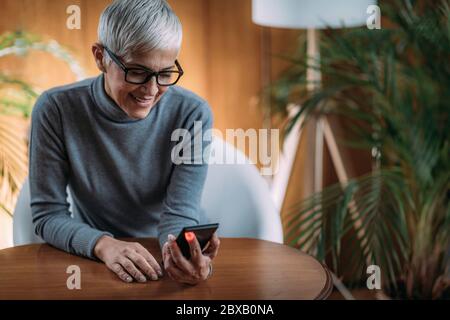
103, 46, 184, 86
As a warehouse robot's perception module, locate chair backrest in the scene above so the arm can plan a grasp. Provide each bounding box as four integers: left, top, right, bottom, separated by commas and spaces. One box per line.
13, 178, 44, 245
13, 138, 283, 246
200, 138, 283, 243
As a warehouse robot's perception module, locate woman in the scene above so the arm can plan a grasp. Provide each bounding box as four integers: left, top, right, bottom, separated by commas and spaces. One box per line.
29, 0, 220, 285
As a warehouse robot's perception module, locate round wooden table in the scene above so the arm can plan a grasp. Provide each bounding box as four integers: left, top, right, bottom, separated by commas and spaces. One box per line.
0, 238, 332, 300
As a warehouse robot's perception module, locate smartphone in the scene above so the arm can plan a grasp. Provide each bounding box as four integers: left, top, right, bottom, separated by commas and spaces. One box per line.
175, 223, 219, 259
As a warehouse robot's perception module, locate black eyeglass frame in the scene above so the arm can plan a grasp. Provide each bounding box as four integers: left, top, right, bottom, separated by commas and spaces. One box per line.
103, 46, 184, 86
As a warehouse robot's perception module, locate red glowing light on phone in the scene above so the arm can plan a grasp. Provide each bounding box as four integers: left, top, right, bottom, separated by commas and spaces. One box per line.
184, 231, 195, 242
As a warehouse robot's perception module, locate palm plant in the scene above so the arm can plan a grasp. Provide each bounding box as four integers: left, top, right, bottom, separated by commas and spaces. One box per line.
271, 1, 450, 299
0, 31, 85, 219
0, 32, 38, 218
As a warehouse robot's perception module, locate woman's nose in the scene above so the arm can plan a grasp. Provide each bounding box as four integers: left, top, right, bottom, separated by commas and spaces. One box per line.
140, 76, 159, 96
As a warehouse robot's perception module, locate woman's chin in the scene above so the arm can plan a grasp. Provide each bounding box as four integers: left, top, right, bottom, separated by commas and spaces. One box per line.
129, 108, 152, 119
123, 98, 155, 119
122, 103, 152, 119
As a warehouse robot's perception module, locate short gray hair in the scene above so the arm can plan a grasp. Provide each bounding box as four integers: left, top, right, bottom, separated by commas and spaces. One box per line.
98, 0, 182, 59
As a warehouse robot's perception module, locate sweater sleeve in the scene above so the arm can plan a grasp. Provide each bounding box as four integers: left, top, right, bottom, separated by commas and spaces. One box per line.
157, 102, 213, 249
29, 92, 113, 259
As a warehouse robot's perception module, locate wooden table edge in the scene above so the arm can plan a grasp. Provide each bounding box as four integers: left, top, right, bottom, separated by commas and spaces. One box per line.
0, 238, 334, 300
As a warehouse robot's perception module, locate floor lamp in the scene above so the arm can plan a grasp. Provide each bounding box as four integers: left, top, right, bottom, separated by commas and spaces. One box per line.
252, 0, 377, 299
252, 0, 376, 211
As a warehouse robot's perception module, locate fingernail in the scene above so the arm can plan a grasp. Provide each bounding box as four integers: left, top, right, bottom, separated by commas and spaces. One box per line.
157, 270, 163, 277
139, 276, 147, 283
151, 274, 158, 281
126, 277, 132, 282
168, 234, 176, 242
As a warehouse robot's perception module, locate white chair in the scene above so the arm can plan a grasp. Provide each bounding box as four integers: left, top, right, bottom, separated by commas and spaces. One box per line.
13, 178, 45, 245
13, 137, 283, 246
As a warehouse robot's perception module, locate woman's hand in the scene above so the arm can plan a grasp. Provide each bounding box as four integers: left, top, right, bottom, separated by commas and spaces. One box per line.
94, 236, 163, 283
162, 232, 220, 285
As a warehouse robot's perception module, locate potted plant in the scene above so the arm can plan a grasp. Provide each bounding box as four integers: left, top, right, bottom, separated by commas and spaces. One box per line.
270, 1, 449, 299
0, 31, 85, 248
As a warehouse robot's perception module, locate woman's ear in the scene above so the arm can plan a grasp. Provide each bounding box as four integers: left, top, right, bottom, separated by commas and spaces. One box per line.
92, 43, 107, 73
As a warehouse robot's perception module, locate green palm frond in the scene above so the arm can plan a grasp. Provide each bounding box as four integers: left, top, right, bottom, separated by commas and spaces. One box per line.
0, 31, 85, 225
270, 0, 450, 299
0, 115, 29, 217
0, 74, 38, 117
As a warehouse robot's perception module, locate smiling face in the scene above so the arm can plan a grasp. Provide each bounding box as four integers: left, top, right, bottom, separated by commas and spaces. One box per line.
92, 44, 179, 120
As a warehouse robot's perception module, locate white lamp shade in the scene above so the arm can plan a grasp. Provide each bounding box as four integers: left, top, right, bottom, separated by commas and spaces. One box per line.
252, 0, 377, 29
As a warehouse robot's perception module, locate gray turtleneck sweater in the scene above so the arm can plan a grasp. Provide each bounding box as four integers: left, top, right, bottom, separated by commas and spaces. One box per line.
29, 74, 212, 259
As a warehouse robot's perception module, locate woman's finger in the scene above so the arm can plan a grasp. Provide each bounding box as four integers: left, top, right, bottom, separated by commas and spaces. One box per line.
168, 234, 197, 276
204, 233, 220, 260
126, 250, 159, 281
109, 262, 133, 283
186, 232, 204, 267
166, 261, 188, 283
119, 257, 147, 283
133, 243, 163, 277
164, 248, 197, 284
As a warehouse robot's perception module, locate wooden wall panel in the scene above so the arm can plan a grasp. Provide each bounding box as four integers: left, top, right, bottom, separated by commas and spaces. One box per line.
206, 0, 264, 132
168, 0, 209, 101
0, 0, 210, 97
